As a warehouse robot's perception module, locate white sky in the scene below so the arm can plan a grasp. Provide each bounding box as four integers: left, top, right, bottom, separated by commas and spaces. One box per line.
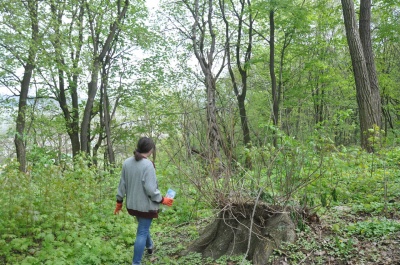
146, 0, 159, 12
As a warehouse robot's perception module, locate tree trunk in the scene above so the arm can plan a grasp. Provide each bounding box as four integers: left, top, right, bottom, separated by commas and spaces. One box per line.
205, 73, 221, 164
187, 0, 225, 177
238, 96, 251, 146
69, 1, 84, 157
81, 0, 129, 154
81, 59, 100, 154
359, 0, 382, 129
92, 83, 104, 167
101, 57, 115, 166
50, 1, 82, 157
92, 128, 103, 167
220, 0, 252, 168
180, 202, 297, 264
15, 0, 39, 172
270, 10, 279, 148
341, 0, 380, 152
311, 75, 325, 125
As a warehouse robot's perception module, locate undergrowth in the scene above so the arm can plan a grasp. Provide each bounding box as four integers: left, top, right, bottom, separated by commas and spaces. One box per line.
0, 145, 399, 264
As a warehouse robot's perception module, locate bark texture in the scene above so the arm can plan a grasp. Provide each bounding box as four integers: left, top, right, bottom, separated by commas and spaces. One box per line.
359, 0, 382, 129
341, 0, 382, 151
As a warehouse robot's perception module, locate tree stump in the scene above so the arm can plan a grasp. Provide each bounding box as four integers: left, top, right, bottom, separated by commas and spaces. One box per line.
181, 202, 297, 264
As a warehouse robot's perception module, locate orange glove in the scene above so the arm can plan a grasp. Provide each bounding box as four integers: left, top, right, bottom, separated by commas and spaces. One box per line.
114, 202, 123, 214
161, 197, 173, 207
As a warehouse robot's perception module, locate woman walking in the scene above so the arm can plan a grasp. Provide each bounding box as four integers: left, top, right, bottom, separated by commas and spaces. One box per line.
114, 137, 173, 265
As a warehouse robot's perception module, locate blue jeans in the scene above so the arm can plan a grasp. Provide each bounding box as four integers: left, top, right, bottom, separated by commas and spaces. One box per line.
132, 217, 153, 265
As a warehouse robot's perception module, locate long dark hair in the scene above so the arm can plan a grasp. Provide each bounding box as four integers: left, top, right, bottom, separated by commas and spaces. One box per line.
134, 137, 155, 161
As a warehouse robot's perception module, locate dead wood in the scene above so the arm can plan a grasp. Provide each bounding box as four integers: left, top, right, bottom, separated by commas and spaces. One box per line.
181, 199, 316, 264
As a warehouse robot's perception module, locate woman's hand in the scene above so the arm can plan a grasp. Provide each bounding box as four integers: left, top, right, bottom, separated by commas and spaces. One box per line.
161, 197, 173, 207
114, 202, 123, 214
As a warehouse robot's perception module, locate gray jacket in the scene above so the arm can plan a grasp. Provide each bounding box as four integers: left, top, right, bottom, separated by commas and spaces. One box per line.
116, 157, 163, 213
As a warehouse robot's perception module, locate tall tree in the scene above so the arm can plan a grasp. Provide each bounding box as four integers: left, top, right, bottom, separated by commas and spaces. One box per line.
98, 50, 116, 166
80, 0, 130, 154
48, 0, 84, 157
181, 0, 226, 175
238, 0, 315, 145
341, 0, 382, 151
13, 0, 39, 172
269, 9, 279, 146
44, 0, 149, 163
358, 0, 382, 129
220, 0, 253, 151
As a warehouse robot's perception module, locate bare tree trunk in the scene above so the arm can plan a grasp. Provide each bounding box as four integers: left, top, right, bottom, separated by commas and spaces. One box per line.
67, 2, 84, 157
252, 8, 292, 144
92, 128, 103, 167
15, 0, 39, 172
341, 0, 381, 152
93, 79, 105, 167
269, 11, 292, 145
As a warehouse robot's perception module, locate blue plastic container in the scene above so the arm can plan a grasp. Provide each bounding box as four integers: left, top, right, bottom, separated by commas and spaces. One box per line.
165, 189, 176, 199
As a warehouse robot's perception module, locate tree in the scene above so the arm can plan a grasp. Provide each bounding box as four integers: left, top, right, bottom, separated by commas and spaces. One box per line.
250, 0, 299, 146
100, 55, 116, 166
48, 0, 84, 157
359, 0, 382, 129
43, 0, 149, 165
15, 1, 39, 172
179, 0, 226, 176
161, 1, 316, 263
220, 0, 253, 152
80, 0, 130, 154
1, 0, 40, 172
341, 0, 382, 151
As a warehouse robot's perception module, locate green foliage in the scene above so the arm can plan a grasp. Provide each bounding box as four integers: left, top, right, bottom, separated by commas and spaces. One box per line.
351, 202, 400, 215
177, 252, 204, 264
346, 218, 400, 238
333, 236, 355, 259
270, 228, 358, 263
1, 140, 400, 264
0, 155, 215, 264
0, 157, 118, 264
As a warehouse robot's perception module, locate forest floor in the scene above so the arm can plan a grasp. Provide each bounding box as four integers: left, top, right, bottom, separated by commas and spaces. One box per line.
1, 183, 399, 264
1, 202, 399, 265
267, 204, 400, 265
152, 202, 400, 265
